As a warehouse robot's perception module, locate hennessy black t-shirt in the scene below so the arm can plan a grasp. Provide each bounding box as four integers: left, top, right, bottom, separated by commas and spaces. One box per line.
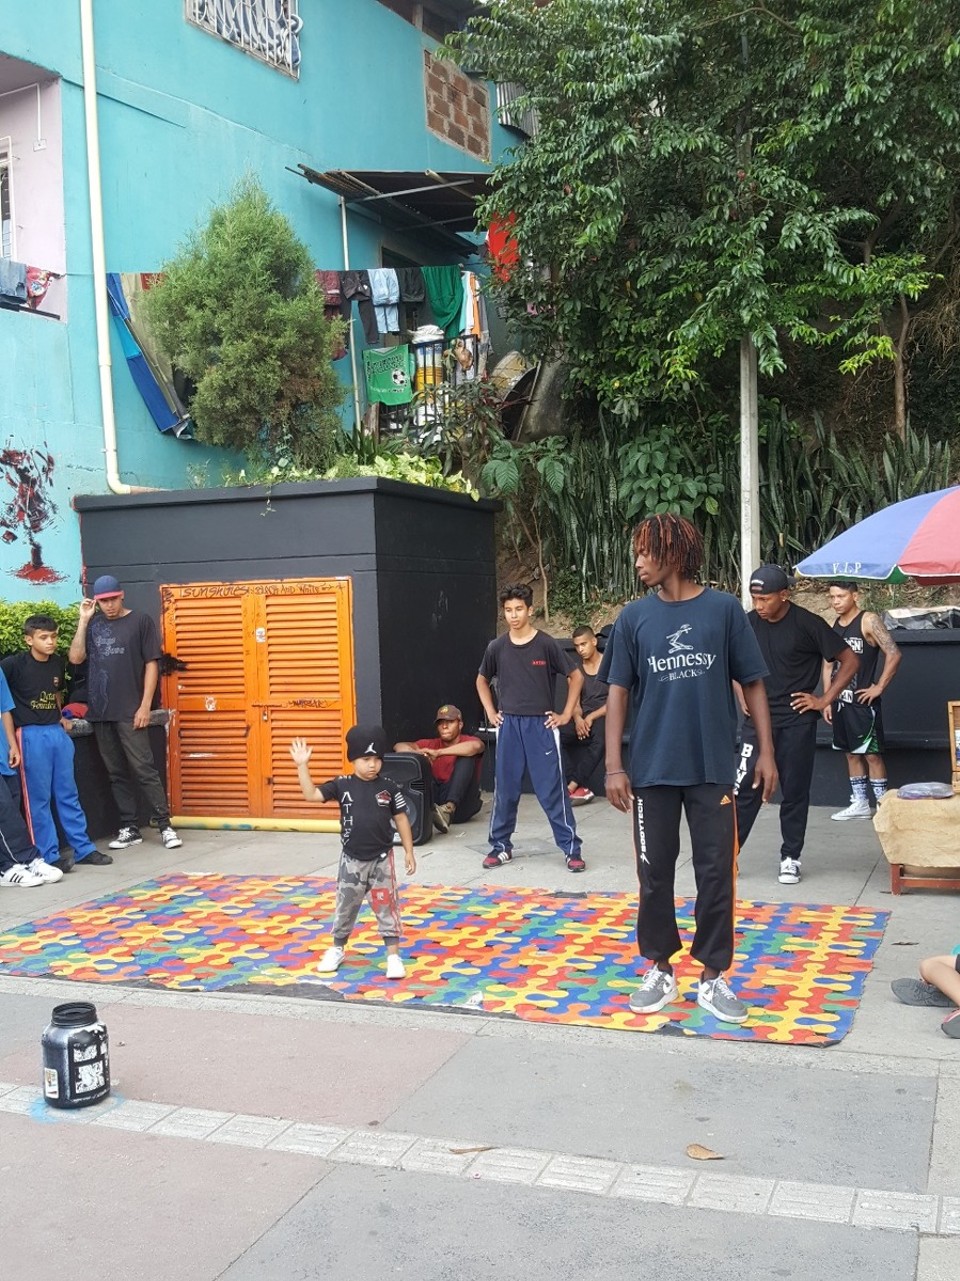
748, 603, 848, 727
0, 652, 65, 726
318, 774, 408, 860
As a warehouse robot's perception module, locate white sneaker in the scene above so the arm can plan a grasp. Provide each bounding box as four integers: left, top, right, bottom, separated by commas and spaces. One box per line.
160, 826, 183, 850
27, 858, 63, 883
385, 954, 406, 980
0, 863, 44, 887
778, 858, 801, 885
317, 945, 345, 973
831, 799, 872, 821
628, 966, 679, 1013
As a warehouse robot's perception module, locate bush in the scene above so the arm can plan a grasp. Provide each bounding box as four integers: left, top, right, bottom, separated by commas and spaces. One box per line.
0, 601, 79, 660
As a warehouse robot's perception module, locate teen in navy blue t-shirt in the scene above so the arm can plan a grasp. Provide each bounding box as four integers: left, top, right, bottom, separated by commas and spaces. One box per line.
601, 515, 776, 1025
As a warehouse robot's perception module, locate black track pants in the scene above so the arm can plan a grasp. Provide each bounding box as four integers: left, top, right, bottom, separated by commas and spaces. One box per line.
632, 784, 738, 973
735, 718, 817, 862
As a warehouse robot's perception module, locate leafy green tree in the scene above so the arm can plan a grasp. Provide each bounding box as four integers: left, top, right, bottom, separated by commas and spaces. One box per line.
146, 179, 345, 470
447, 0, 960, 435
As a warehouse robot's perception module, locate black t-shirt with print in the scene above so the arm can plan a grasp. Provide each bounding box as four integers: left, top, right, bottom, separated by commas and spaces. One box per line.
0, 652, 65, 726
748, 603, 848, 728
86, 610, 161, 722
318, 774, 408, 860
478, 630, 574, 716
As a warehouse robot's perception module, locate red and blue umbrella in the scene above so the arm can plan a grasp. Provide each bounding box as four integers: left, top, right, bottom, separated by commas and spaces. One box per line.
795, 485, 960, 584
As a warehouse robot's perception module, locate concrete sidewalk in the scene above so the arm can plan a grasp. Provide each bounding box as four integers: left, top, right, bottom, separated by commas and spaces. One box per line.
1, 796, 957, 1280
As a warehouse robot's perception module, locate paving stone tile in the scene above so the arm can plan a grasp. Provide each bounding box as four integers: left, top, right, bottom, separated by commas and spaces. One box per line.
0, 1085, 41, 1114
465, 1146, 551, 1185
769, 1180, 856, 1224
149, 1107, 236, 1140
610, 1164, 695, 1206
939, 1198, 960, 1236
689, 1173, 775, 1215
400, 1137, 483, 1177
331, 1129, 418, 1167
206, 1114, 293, 1148
537, 1154, 621, 1196
268, 1122, 353, 1158
853, 1189, 939, 1233
92, 1099, 178, 1131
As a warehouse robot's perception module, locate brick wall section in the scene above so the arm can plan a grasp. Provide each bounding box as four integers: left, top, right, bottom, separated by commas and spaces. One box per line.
424, 51, 490, 161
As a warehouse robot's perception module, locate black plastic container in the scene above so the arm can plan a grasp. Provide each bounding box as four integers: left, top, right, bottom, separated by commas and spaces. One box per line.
41, 1002, 110, 1109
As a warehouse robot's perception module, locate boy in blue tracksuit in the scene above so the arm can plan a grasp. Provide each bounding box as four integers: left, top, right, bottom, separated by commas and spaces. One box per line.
1, 615, 110, 873
476, 583, 585, 872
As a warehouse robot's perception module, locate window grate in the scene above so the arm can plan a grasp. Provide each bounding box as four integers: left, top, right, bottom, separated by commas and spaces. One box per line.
0, 137, 13, 260
186, 0, 302, 76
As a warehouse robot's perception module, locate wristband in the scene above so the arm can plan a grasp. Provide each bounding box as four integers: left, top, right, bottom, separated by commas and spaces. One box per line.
605, 769, 627, 778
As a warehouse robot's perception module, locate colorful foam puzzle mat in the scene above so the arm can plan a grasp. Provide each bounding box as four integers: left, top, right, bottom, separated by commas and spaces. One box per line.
0, 875, 888, 1045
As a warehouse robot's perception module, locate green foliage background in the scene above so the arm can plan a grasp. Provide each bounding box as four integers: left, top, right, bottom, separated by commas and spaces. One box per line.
146, 179, 345, 471
0, 602, 80, 661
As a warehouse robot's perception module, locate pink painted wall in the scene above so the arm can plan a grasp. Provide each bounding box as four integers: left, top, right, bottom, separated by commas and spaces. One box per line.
1, 78, 66, 276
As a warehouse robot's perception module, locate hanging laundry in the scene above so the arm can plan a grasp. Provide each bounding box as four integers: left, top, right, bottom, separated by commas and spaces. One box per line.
396, 266, 425, 303
367, 267, 400, 336
106, 274, 190, 436
25, 267, 56, 310
421, 265, 464, 342
362, 344, 415, 406
0, 258, 27, 306
316, 270, 347, 360
339, 270, 379, 345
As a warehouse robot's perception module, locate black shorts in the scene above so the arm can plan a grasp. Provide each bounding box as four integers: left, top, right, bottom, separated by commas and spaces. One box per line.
832, 699, 884, 755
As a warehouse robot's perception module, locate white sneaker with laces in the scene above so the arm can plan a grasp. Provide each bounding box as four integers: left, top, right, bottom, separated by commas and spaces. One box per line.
385, 954, 406, 980
628, 966, 679, 1014
27, 858, 63, 883
831, 799, 872, 821
160, 826, 183, 850
0, 863, 44, 887
317, 945, 345, 973
778, 857, 801, 885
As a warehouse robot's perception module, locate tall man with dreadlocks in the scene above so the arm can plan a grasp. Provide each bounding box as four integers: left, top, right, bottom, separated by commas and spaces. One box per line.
600, 515, 777, 1024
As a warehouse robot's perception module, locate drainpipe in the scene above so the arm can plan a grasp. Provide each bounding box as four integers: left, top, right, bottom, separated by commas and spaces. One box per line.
80, 0, 157, 494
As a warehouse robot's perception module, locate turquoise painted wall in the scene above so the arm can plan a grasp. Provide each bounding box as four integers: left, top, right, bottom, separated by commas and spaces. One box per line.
0, 0, 511, 602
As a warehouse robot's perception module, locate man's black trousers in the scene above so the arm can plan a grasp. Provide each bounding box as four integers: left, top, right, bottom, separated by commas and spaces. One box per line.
632, 783, 737, 973
734, 717, 818, 863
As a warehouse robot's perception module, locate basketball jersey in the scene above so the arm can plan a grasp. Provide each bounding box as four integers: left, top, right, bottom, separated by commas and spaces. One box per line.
832, 612, 880, 703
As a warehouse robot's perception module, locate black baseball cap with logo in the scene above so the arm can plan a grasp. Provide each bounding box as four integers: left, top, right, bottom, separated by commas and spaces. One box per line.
749, 565, 795, 595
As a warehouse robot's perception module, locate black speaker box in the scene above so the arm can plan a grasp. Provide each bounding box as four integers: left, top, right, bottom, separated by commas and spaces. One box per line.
382, 752, 434, 846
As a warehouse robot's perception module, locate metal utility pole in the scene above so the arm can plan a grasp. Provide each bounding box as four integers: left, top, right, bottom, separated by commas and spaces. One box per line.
740, 334, 760, 606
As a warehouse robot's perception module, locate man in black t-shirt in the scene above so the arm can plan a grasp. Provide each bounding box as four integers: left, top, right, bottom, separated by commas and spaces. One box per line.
560, 625, 608, 804
734, 566, 858, 885
68, 575, 182, 854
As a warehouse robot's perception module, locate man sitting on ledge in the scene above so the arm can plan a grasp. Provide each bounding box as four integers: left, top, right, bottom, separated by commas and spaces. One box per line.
395, 704, 484, 834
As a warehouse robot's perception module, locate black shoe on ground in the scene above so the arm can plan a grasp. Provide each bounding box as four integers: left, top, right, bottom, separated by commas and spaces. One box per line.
54, 854, 75, 874
109, 825, 142, 850
566, 854, 586, 873
79, 850, 114, 866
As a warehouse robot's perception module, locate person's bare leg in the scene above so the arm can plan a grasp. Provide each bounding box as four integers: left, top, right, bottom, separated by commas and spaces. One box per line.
919, 955, 960, 1004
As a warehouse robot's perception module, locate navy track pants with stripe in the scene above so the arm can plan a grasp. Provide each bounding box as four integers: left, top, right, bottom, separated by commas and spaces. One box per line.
488, 715, 581, 859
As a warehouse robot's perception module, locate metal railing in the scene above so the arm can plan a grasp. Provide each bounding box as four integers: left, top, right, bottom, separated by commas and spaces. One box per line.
186, 0, 302, 76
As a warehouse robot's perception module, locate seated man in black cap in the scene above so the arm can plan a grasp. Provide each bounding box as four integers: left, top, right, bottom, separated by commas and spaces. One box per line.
734, 565, 858, 886
394, 704, 484, 834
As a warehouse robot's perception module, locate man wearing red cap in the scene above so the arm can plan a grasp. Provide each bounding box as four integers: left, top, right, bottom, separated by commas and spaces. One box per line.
69, 575, 182, 853
394, 704, 484, 834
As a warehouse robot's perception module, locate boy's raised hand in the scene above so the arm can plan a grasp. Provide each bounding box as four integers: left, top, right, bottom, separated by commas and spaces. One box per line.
289, 738, 312, 765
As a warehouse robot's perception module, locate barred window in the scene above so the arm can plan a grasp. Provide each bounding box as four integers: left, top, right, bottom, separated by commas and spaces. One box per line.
186, 0, 302, 76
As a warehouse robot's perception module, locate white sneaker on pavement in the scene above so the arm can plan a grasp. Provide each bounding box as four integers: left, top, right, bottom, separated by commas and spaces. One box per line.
317, 945, 345, 973
778, 857, 802, 885
0, 863, 45, 887
831, 799, 872, 821
385, 954, 406, 980
27, 858, 63, 883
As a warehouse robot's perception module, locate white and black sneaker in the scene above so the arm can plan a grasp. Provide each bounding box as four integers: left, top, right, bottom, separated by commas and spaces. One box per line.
109, 825, 143, 850
778, 857, 801, 885
27, 858, 63, 883
0, 863, 44, 887
160, 826, 183, 850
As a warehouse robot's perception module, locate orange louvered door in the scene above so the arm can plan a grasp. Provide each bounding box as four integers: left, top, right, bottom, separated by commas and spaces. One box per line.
161, 579, 355, 817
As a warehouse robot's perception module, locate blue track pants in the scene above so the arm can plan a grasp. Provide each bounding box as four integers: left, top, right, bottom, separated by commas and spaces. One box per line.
488, 715, 581, 859
20, 724, 97, 864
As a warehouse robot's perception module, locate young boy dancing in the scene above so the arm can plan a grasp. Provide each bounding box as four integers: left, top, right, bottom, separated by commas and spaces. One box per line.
1, 614, 110, 873
476, 583, 585, 872
290, 725, 415, 980
601, 514, 777, 1023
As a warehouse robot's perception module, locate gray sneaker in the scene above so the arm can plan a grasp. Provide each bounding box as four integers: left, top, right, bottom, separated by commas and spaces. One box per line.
628, 967, 678, 1014
697, 974, 749, 1024
891, 977, 955, 1008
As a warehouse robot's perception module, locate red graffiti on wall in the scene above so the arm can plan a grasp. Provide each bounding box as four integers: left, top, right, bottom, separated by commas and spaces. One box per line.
0, 446, 66, 584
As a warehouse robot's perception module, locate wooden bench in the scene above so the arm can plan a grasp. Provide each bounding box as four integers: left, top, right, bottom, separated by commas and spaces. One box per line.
873, 792, 960, 894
